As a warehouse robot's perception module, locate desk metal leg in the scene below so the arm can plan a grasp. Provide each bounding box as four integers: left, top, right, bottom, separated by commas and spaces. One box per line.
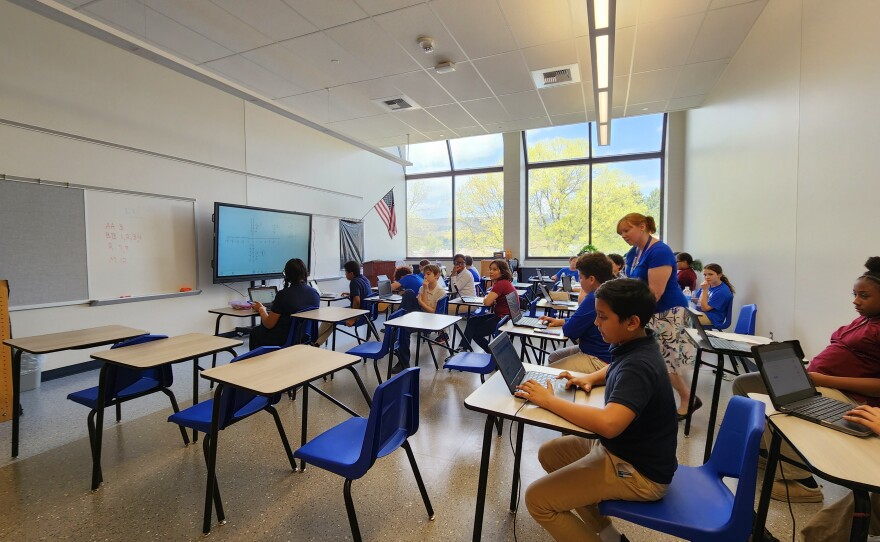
509, 421, 525, 513
473, 415, 497, 542
754, 430, 780, 539
851, 490, 871, 542
91, 364, 109, 490
10, 348, 22, 457
703, 353, 726, 463
684, 348, 703, 436
202, 385, 224, 534
191, 358, 200, 443
331, 323, 337, 351
299, 384, 309, 472
414, 332, 422, 367
346, 366, 373, 407
209, 314, 224, 389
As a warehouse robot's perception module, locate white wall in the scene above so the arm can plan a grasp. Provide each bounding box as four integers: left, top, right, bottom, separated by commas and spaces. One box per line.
0, 2, 405, 370
683, 0, 880, 356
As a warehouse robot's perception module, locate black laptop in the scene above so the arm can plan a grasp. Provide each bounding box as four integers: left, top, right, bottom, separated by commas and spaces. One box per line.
539, 283, 578, 308
453, 285, 483, 304
753, 341, 872, 437
505, 292, 546, 329
561, 274, 574, 292
687, 307, 753, 353
248, 286, 277, 309
376, 280, 402, 302
488, 333, 573, 400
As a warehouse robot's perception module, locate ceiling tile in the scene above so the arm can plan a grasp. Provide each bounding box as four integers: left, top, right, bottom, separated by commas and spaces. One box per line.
278, 90, 331, 123
452, 126, 489, 138
209, 0, 317, 41
575, 36, 594, 86
281, 0, 368, 29
357, 0, 426, 16
568, 0, 589, 37
326, 113, 410, 139
521, 39, 577, 72
637, 0, 710, 23
242, 44, 333, 93
373, 3, 466, 70
422, 130, 454, 141
667, 94, 706, 110
203, 55, 305, 98
324, 18, 422, 78
611, 74, 630, 107
612, 26, 635, 76
144, 0, 273, 52
461, 97, 510, 124
83, 0, 147, 39
626, 67, 680, 104
710, 0, 756, 8
431, 61, 493, 102
688, 1, 766, 63
672, 59, 728, 98
498, 91, 548, 121
500, 0, 573, 48
425, 104, 479, 129
326, 86, 389, 122
550, 112, 589, 126
389, 70, 455, 107
281, 32, 379, 86
394, 109, 448, 132
539, 83, 586, 116
431, 0, 517, 58
631, 13, 703, 73
497, 118, 548, 133
338, 78, 404, 101
472, 51, 535, 95
616, 0, 639, 27
625, 100, 667, 115
365, 135, 410, 147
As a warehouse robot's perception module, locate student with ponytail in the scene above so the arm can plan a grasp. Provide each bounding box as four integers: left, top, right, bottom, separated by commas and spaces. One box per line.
249, 258, 320, 349
695, 263, 734, 329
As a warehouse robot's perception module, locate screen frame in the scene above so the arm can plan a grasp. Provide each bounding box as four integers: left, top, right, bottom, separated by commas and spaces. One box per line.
212, 202, 312, 284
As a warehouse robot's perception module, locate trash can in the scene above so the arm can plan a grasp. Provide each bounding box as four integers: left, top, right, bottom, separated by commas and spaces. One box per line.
19, 352, 44, 391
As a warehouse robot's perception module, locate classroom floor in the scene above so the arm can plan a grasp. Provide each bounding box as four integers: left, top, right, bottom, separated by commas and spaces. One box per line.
0, 321, 849, 542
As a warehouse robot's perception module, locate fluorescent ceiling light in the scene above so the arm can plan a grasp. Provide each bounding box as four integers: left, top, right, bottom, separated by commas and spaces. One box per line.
594, 0, 610, 30
598, 91, 609, 124
595, 35, 609, 89
587, 0, 615, 146
598, 123, 609, 146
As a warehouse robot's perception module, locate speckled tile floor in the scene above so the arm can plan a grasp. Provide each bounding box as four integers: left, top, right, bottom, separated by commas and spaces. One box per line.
0, 327, 846, 541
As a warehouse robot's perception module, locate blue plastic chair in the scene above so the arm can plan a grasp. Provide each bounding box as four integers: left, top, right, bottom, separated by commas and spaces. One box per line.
599, 396, 766, 541
443, 316, 510, 383
730, 304, 758, 373
283, 305, 320, 348
292, 368, 434, 542
68, 334, 189, 448
347, 309, 404, 383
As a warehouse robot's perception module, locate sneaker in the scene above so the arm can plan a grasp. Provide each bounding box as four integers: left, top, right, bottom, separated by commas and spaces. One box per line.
390, 361, 409, 374
771, 479, 823, 503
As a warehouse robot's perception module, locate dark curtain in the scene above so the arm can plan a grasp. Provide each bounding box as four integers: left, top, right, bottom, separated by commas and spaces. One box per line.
340, 220, 364, 268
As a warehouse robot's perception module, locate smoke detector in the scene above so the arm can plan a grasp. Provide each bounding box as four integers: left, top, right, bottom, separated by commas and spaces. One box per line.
417, 36, 435, 53
434, 61, 456, 74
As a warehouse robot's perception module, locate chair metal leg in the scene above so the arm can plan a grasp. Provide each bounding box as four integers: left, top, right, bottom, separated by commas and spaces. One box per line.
401, 440, 435, 520
684, 348, 703, 436
115, 402, 122, 423
86, 409, 97, 457
343, 479, 362, 542
160, 388, 191, 446
202, 433, 224, 532
266, 406, 296, 471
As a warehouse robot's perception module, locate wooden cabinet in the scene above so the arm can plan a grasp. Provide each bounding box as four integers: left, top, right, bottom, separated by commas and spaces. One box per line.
362, 260, 397, 287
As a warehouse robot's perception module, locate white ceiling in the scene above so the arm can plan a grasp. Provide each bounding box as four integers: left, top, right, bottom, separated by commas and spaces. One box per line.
57, 0, 767, 149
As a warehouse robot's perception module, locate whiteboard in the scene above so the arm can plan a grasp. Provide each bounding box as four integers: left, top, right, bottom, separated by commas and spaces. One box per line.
86, 191, 197, 299
311, 216, 342, 279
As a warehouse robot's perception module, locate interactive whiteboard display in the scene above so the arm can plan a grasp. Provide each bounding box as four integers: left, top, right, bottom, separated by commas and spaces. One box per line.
213, 203, 311, 283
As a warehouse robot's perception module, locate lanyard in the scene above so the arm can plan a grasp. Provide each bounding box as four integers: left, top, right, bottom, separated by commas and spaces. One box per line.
632, 237, 653, 270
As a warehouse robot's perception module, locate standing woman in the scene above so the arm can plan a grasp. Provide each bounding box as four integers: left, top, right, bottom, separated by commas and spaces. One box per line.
617, 213, 699, 419
250, 258, 320, 349
696, 263, 735, 329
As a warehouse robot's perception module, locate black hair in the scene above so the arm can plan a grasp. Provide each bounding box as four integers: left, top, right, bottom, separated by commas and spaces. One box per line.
862, 257, 880, 286
464, 255, 474, 266
393, 265, 412, 281
283, 258, 308, 289
453, 253, 466, 264
676, 252, 694, 266
607, 253, 625, 267
490, 259, 513, 281
576, 252, 613, 284
595, 278, 655, 327
343, 261, 361, 276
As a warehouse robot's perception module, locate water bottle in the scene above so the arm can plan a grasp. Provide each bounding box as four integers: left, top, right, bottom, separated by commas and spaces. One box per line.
513, 271, 519, 283
683, 286, 691, 298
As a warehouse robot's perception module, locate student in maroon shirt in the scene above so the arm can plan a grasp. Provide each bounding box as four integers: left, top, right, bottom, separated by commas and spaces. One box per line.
675, 252, 698, 291
457, 259, 517, 352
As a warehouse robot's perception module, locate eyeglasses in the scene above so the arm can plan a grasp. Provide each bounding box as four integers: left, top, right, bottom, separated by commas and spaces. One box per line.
454, 260, 465, 265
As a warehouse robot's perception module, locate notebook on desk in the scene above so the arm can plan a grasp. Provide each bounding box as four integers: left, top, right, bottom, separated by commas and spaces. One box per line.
753, 341, 872, 437
489, 332, 573, 400
688, 307, 753, 352
248, 286, 277, 309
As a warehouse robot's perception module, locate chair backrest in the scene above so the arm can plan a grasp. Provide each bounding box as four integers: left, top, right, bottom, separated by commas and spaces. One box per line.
718, 298, 734, 330
105, 334, 170, 396
375, 309, 405, 355
352, 367, 420, 478
527, 296, 540, 317
284, 306, 319, 347
217, 346, 280, 427
492, 316, 510, 337
733, 304, 757, 335
435, 295, 448, 315
705, 396, 766, 532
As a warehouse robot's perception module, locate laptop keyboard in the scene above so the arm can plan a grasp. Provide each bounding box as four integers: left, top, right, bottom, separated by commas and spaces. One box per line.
517, 316, 546, 328
791, 396, 853, 422
708, 336, 752, 352
523, 371, 555, 387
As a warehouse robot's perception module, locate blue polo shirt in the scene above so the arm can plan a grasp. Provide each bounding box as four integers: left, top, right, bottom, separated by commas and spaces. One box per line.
561, 291, 611, 362
704, 282, 733, 328
625, 240, 687, 313
397, 274, 423, 294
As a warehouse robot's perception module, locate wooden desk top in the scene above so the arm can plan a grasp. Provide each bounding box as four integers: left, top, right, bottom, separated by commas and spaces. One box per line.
512, 282, 532, 289
293, 306, 368, 322
448, 296, 486, 307
201, 345, 360, 396
4, 325, 149, 354
537, 298, 579, 310
91, 333, 242, 369
684, 328, 772, 351
749, 394, 880, 491
497, 321, 569, 341
465, 365, 601, 436
208, 307, 257, 317
383, 312, 462, 331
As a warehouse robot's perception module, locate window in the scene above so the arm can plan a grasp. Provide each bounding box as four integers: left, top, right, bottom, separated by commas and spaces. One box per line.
525, 114, 666, 258
405, 135, 504, 258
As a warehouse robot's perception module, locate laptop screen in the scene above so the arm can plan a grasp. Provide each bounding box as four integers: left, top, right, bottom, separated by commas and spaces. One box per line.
756, 342, 816, 404
539, 283, 553, 302
687, 308, 713, 343
562, 275, 572, 292
488, 333, 526, 394
505, 292, 522, 321
378, 274, 389, 283
378, 280, 392, 296
248, 287, 277, 305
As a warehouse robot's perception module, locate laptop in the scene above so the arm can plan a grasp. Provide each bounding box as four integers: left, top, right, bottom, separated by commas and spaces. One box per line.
505, 292, 547, 329
488, 333, 574, 400
688, 308, 753, 353
248, 286, 277, 309
309, 280, 340, 299
561, 274, 573, 292
453, 285, 483, 304
753, 341, 872, 437
535, 267, 546, 281
539, 283, 578, 308
376, 280, 402, 302
377, 274, 389, 283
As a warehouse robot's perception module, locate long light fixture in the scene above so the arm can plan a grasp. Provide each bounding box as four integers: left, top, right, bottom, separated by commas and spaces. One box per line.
586, 0, 616, 146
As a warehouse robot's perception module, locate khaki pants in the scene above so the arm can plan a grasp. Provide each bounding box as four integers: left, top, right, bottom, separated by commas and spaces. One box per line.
315, 322, 333, 346
802, 492, 880, 542
549, 351, 608, 374
525, 437, 667, 542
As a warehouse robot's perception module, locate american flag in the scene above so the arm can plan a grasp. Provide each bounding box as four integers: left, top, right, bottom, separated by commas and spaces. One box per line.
374, 189, 397, 238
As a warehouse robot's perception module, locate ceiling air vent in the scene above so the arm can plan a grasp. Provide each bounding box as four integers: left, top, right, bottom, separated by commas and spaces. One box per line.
373, 95, 421, 112
531, 64, 581, 90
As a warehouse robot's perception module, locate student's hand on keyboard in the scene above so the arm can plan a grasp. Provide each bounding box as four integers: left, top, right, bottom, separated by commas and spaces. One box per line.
515, 379, 554, 407
843, 405, 880, 436
539, 315, 564, 327
557, 371, 593, 392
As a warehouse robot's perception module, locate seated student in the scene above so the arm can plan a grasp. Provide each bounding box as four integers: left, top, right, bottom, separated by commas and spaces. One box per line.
733, 256, 880, 503
675, 252, 698, 292
465, 255, 482, 285
551, 256, 580, 288
542, 253, 613, 372
314, 261, 372, 346
250, 258, 320, 349
520, 278, 677, 542
391, 264, 447, 374
391, 265, 423, 293
608, 253, 626, 279
457, 259, 517, 353
415, 259, 431, 279
694, 263, 734, 329
448, 253, 476, 314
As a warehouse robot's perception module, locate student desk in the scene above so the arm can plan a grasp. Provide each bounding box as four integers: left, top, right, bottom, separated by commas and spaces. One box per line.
3, 325, 148, 458
684, 328, 771, 462
319, 294, 348, 306
536, 297, 579, 317
207, 307, 256, 372
497, 321, 570, 365
89, 333, 241, 490
382, 312, 461, 372
750, 394, 880, 542
464, 365, 600, 541
292, 307, 373, 351
197, 345, 367, 534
